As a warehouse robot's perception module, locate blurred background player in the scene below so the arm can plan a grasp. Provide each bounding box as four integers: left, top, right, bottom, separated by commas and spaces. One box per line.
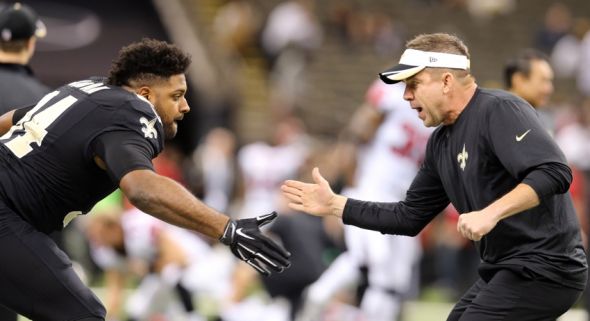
298, 80, 432, 321
86, 205, 217, 321
236, 116, 310, 220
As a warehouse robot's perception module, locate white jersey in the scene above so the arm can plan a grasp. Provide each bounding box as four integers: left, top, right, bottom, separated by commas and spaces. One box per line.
342, 80, 432, 291
349, 80, 433, 202
238, 139, 307, 218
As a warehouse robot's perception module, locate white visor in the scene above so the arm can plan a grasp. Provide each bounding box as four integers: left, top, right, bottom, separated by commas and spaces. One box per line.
379, 49, 470, 84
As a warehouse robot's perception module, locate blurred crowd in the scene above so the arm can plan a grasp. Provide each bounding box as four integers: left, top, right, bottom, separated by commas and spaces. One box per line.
13, 0, 590, 320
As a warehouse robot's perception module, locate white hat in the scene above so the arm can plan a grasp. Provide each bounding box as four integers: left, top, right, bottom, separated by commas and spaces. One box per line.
379, 49, 470, 84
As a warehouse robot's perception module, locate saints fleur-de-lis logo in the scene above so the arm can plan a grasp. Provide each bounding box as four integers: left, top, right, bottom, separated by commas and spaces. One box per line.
457, 144, 468, 171
140, 116, 158, 139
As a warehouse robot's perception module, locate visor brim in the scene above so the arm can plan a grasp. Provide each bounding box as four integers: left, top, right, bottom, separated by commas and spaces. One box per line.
378, 64, 426, 84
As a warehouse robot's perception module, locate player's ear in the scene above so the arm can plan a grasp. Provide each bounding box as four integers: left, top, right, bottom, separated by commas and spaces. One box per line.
137, 86, 152, 102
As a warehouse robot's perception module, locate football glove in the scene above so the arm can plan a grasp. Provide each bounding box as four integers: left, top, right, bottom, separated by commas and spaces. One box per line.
220, 211, 291, 276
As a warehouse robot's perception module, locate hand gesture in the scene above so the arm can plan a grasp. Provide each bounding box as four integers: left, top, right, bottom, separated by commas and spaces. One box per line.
220, 212, 291, 276
281, 167, 343, 217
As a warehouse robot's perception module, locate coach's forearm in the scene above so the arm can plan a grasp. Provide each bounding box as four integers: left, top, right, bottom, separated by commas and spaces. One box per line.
486, 183, 540, 222
120, 169, 229, 239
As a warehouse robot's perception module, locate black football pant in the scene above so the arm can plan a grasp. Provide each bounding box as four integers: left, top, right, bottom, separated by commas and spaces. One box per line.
0, 200, 105, 321
447, 268, 583, 321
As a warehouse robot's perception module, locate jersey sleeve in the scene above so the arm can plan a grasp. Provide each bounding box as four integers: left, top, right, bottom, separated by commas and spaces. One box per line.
485, 97, 572, 198
343, 136, 450, 236
12, 104, 35, 124
91, 130, 156, 183
90, 97, 165, 183
111, 98, 165, 155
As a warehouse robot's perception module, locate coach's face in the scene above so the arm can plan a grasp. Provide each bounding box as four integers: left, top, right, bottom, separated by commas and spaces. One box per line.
146, 74, 190, 139
403, 70, 447, 127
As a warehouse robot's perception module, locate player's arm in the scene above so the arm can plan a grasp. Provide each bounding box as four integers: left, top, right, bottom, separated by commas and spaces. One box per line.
0, 105, 34, 135
153, 229, 189, 273
91, 131, 290, 275
344, 102, 385, 144
0, 110, 15, 135
121, 169, 229, 239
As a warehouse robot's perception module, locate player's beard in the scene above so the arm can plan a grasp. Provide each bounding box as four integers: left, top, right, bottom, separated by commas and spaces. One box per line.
163, 122, 177, 139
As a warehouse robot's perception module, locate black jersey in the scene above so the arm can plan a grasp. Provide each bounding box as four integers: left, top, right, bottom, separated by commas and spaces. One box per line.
0, 78, 164, 233
344, 88, 587, 290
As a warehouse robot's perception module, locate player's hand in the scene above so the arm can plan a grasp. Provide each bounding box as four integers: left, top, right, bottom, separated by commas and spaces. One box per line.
457, 210, 498, 241
281, 167, 343, 217
220, 212, 291, 276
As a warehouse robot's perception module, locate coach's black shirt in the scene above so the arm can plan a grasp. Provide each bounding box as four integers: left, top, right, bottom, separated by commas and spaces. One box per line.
343, 88, 587, 290
0, 78, 164, 233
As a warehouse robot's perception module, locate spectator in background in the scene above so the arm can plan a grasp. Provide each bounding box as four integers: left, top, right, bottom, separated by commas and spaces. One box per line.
504, 49, 554, 109
503, 49, 555, 131
465, 0, 515, 23
0, 3, 49, 320
212, 0, 262, 60
261, 0, 323, 110
190, 127, 238, 213
551, 18, 590, 79
534, 2, 572, 55
0, 2, 49, 114
577, 23, 590, 96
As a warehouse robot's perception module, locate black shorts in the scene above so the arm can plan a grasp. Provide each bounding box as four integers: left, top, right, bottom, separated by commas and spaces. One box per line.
447, 268, 583, 321
0, 200, 105, 321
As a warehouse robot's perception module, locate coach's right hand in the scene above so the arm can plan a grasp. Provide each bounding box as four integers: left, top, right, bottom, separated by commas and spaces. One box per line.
281, 167, 348, 218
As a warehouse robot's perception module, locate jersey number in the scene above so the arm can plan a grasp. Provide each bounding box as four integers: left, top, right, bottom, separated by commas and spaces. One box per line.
2, 91, 78, 158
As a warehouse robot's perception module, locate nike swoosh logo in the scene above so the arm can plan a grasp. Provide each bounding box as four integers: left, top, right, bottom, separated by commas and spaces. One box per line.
515, 129, 531, 142
236, 228, 254, 240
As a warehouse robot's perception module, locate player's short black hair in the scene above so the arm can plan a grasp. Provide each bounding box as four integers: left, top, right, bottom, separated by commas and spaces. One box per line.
503, 49, 549, 89
107, 38, 191, 86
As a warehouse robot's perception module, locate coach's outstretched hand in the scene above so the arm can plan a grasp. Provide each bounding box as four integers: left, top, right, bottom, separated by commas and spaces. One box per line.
281, 167, 347, 218
220, 211, 290, 276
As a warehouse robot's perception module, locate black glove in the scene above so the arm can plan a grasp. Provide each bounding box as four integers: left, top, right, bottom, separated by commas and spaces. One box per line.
220, 211, 291, 276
